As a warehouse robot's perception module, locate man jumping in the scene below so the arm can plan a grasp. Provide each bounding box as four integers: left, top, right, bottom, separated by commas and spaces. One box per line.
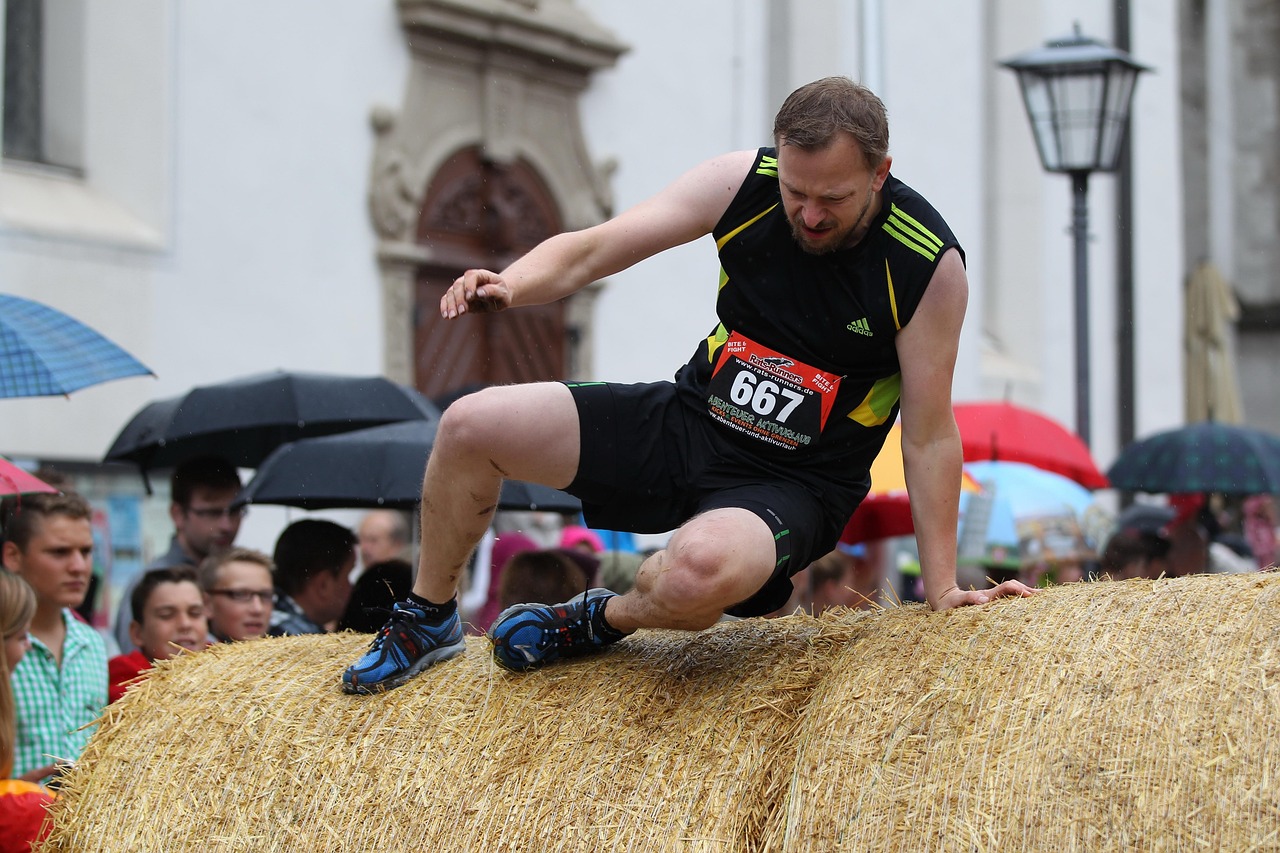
342, 77, 1034, 693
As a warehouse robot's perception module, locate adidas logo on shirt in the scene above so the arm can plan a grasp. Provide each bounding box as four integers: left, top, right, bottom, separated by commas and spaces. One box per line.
847, 317, 873, 336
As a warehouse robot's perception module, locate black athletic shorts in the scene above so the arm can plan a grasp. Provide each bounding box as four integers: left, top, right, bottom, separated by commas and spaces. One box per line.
563, 380, 857, 617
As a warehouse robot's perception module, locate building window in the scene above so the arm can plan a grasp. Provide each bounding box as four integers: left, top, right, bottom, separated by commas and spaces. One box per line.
3, 0, 43, 163
3, 0, 83, 172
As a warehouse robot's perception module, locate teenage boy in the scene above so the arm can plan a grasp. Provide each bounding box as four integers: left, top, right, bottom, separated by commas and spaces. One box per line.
107, 566, 208, 702
1, 492, 107, 779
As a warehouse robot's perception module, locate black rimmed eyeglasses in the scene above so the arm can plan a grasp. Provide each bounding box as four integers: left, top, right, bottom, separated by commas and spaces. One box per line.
186, 505, 248, 521
207, 589, 273, 604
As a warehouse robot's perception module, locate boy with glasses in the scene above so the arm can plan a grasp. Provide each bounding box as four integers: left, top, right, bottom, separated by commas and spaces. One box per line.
198, 548, 275, 643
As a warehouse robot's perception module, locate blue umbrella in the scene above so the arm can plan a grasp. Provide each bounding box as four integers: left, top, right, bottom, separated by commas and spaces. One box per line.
959, 461, 1113, 566
0, 293, 153, 398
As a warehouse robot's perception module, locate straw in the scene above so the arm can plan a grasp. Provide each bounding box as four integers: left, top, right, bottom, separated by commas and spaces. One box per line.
38, 573, 1280, 851
769, 572, 1280, 851
41, 616, 828, 852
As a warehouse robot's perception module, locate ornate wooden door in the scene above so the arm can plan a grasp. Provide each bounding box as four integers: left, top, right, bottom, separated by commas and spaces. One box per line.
413, 148, 565, 401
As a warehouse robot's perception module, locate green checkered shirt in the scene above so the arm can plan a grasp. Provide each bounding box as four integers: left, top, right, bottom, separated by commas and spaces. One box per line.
11, 609, 108, 778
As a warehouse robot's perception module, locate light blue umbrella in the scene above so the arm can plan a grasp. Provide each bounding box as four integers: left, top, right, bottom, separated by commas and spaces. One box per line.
962, 460, 1113, 565
957, 489, 1022, 569
0, 293, 153, 397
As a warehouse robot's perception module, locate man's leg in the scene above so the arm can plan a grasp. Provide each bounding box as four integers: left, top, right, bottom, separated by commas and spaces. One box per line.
414, 383, 581, 603
344, 382, 580, 692
488, 507, 779, 671
605, 508, 777, 631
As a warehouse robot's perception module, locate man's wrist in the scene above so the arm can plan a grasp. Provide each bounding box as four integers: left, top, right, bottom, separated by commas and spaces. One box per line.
925, 582, 960, 610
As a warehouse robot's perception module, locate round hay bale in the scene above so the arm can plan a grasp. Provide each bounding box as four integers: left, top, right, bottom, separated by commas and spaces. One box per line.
771, 573, 1280, 851
38, 573, 1280, 851
40, 615, 832, 852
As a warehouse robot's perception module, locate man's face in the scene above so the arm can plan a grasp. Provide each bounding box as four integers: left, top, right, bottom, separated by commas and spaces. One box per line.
358, 513, 400, 567
129, 580, 207, 661
776, 133, 891, 255
2, 514, 94, 611
314, 550, 356, 626
173, 485, 243, 561
203, 560, 274, 642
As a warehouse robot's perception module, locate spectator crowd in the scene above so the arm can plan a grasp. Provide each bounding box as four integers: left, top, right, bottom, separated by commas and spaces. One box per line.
1, 452, 1276, 850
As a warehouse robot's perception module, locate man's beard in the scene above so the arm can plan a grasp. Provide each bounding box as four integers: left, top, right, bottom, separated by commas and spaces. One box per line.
789, 188, 877, 256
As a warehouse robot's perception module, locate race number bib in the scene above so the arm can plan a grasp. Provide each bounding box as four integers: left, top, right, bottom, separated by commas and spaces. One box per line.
706, 332, 842, 451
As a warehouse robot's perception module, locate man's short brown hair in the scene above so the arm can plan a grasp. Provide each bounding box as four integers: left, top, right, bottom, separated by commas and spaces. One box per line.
171, 456, 241, 508
772, 76, 889, 167
197, 547, 274, 591
272, 520, 356, 596
131, 565, 201, 624
498, 550, 588, 611
0, 492, 93, 551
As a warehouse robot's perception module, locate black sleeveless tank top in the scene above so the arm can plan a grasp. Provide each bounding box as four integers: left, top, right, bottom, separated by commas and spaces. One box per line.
673, 146, 963, 495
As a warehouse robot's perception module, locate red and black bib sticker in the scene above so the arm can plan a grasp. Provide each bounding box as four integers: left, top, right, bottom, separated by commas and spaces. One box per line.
706, 332, 842, 451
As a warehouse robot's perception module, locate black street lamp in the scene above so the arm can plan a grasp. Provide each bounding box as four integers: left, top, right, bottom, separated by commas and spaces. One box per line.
999, 24, 1149, 448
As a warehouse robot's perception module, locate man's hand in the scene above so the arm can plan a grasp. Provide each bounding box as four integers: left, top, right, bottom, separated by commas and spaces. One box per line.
18, 764, 59, 784
928, 579, 1037, 612
441, 269, 513, 319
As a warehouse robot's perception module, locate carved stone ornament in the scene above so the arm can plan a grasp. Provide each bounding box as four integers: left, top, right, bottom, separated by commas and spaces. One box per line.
371, 0, 628, 381
368, 106, 424, 240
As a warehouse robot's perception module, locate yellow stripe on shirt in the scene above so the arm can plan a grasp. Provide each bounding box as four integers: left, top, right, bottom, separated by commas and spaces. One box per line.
716, 204, 778, 251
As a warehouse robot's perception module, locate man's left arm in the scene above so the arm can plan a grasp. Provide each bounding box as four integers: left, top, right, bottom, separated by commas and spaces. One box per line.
895, 248, 1035, 611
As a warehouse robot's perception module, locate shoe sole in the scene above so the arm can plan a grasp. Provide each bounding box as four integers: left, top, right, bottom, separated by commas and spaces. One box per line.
341, 636, 467, 695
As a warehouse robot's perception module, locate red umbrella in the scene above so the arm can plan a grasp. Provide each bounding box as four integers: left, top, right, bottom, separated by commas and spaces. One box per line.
0, 458, 59, 497
953, 401, 1109, 489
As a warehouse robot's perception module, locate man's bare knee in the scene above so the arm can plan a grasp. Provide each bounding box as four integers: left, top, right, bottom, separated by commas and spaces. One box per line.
646, 541, 740, 625
433, 393, 503, 463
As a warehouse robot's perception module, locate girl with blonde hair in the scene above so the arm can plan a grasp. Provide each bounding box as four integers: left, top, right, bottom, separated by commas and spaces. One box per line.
0, 569, 56, 851
1, 569, 37, 778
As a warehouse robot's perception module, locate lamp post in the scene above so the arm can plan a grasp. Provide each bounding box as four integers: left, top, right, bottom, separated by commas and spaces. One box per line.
999, 24, 1148, 448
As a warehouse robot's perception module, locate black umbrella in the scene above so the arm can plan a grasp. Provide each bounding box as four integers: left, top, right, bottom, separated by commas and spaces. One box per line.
495, 480, 584, 515
1106, 421, 1280, 495
1115, 503, 1176, 535
104, 370, 439, 475
236, 420, 582, 513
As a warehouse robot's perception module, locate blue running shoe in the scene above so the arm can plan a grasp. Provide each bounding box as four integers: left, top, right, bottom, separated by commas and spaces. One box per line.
487, 588, 623, 672
342, 602, 465, 694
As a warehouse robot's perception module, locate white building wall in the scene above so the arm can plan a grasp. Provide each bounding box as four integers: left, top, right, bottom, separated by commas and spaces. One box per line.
576, 0, 770, 385
1, 0, 408, 465
1128, 0, 1185, 440
1, 0, 1186, 558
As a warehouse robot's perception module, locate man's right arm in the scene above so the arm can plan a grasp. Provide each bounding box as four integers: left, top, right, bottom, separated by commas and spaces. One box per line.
441, 149, 757, 319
